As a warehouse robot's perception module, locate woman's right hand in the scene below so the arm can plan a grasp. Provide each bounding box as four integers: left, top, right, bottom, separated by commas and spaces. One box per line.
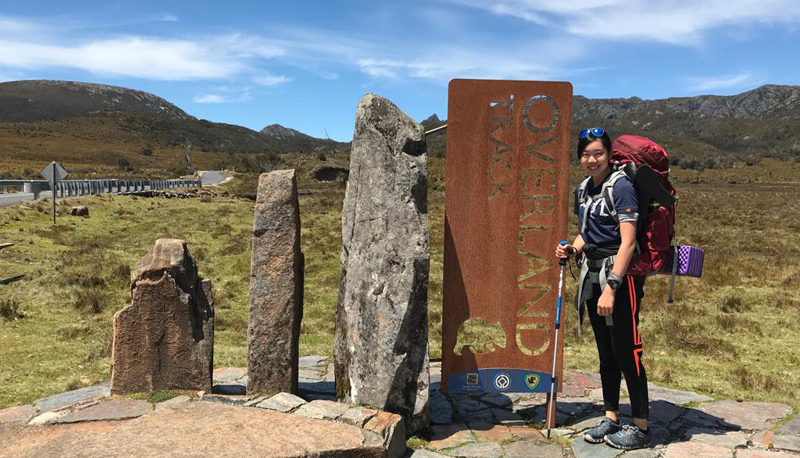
555, 243, 574, 260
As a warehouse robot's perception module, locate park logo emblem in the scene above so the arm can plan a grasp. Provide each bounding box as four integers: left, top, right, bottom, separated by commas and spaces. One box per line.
494, 373, 511, 391
525, 373, 541, 390
466, 373, 480, 386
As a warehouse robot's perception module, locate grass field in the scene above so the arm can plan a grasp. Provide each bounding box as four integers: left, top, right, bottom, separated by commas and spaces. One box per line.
1, 157, 798, 415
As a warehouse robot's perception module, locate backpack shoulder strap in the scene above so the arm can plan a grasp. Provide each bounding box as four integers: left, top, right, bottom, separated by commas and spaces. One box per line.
577, 177, 593, 234
601, 169, 629, 223
577, 177, 591, 204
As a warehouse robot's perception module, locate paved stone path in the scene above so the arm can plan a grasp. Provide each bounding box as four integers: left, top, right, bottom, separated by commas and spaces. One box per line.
1, 356, 798, 457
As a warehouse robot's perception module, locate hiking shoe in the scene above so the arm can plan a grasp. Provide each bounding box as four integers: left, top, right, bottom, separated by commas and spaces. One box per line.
583, 417, 621, 444
605, 424, 651, 450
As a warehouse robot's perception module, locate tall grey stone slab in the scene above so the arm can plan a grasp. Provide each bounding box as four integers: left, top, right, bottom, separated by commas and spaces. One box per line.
110, 239, 214, 394
248, 169, 304, 396
334, 94, 430, 434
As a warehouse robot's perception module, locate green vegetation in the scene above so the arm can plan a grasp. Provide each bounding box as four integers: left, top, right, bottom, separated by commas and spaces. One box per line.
0, 158, 799, 417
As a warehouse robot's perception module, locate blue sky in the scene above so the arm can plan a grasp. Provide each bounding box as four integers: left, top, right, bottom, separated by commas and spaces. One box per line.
1, 1, 799, 141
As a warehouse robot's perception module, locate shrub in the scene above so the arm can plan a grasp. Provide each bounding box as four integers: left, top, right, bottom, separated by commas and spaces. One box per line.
116, 157, 131, 172
73, 287, 109, 314
0, 297, 25, 320
335, 171, 348, 187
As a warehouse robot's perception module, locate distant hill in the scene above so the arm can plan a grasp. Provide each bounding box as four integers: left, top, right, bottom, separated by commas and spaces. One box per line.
423, 84, 800, 167
0, 80, 347, 155
261, 124, 305, 138
260, 124, 346, 154
0, 80, 192, 122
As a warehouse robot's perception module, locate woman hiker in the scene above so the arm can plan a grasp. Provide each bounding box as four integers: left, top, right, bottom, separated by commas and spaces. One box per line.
555, 127, 651, 451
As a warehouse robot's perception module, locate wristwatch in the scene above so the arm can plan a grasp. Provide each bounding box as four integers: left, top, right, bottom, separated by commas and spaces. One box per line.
607, 271, 623, 292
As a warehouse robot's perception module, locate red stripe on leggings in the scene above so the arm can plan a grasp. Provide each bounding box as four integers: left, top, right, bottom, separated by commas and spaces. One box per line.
629, 276, 643, 377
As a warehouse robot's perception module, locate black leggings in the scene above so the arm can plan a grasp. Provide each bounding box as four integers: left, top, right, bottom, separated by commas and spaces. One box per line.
586, 274, 649, 420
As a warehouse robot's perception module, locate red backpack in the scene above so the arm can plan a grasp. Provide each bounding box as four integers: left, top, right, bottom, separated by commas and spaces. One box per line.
611, 135, 677, 276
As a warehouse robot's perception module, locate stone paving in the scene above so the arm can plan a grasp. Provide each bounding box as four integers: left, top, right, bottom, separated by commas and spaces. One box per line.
2, 356, 799, 458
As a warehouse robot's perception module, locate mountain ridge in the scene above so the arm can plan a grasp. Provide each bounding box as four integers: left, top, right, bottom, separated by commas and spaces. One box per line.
574, 84, 800, 121
0, 80, 346, 154
2, 79, 799, 167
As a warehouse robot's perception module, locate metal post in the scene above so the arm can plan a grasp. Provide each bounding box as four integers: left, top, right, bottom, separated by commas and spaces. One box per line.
52, 163, 57, 225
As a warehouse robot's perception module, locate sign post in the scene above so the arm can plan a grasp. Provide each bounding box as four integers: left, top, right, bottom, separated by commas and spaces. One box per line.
441, 79, 572, 415
40, 161, 68, 225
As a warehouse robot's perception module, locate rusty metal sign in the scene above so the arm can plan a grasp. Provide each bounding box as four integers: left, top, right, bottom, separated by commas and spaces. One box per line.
442, 79, 573, 395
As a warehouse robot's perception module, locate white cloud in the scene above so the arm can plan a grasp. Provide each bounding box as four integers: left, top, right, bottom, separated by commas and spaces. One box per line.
444, 0, 800, 44
357, 35, 586, 83
253, 73, 291, 86
193, 94, 227, 103
685, 72, 767, 92
155, 14, 179, 22
193, 90, 252, 103
0, 16, 41, 34
0, 37, 242, 80
0, 14, 586, 85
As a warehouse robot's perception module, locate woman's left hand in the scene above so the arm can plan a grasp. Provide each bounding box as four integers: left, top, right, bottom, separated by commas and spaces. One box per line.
598, 289, 615, 316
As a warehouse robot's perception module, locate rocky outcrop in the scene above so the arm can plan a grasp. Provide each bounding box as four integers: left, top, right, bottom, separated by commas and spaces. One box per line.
248, 170, 304, 396
574, 84, 800, 121
335, 94, 430, 434
69, 206, 89, 216
110, 239, 214, 395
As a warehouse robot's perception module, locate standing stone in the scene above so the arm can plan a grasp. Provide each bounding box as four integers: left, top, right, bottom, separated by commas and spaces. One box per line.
111, 239, 214, 394
248, 169, 304, 395
335, 94, 430, 433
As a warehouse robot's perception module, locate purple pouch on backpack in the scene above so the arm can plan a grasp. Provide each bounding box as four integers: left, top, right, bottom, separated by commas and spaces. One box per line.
660, 245, 705, 277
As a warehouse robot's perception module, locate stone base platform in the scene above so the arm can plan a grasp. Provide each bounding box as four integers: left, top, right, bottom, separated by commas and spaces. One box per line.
3, 357, 799, 458
0, 402, 384, 458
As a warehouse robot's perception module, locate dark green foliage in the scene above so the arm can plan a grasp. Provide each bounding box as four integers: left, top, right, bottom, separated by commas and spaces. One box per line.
421, 115, 447, 158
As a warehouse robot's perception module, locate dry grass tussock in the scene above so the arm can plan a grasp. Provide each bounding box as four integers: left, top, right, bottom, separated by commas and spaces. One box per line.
0, 158, 798, 413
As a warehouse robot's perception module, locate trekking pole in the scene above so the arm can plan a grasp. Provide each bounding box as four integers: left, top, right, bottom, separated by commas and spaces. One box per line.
547, 240, 572, 439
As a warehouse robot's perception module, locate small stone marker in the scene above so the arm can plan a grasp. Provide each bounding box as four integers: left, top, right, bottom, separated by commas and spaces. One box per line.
70, 206, 89, 216
248, 169, 304, 396
335, 94, 430, 433
110, 239, 214, 394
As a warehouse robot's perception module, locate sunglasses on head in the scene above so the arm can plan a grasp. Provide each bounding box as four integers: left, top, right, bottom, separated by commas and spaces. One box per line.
579, 127, 605, 139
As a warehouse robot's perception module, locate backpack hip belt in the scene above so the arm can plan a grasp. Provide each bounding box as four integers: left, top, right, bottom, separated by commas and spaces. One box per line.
574, 254, 617, 335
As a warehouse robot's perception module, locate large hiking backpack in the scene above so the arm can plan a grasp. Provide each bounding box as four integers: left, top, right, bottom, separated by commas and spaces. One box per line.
577, 135, 677, 276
